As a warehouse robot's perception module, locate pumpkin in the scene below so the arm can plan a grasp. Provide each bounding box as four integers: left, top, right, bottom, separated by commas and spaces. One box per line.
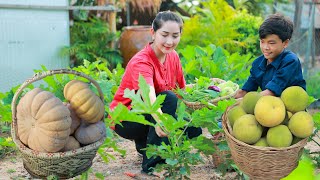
61, 136, 81, 151
63, 102, 81, 135
75, 121, 106, 145
17, 88, 72, 152
64, 80, 104, 124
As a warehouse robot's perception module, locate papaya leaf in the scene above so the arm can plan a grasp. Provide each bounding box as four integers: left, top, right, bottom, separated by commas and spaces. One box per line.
150, 94, 166, 113
166, 158, 179, 166
191, 136, 216, 155
138, 75, 151, 107
107, 103, 153, 126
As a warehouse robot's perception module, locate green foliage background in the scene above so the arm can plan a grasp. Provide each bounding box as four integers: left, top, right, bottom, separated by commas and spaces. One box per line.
178, 0, 262, 56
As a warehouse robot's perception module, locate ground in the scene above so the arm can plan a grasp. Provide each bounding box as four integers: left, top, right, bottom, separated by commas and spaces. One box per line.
0, 132, 238, 180
0, 128, 319, 180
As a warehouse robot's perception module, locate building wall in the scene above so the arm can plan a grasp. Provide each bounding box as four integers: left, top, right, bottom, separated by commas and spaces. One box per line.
0, 0, 70, 92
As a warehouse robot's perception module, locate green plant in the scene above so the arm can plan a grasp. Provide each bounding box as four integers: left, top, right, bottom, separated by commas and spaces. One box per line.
180, 44, 253, 86
178, 0, 262, 55
6, 169, 16, 174
60, 17, 122, 68
73, 168, 106, 180
229, 10, 262, 56
46, 175, 59, 180
0, 137, 15, 158
306, 72, 320, 99
108, 75, 238, 178
0, 86, 21, 158
307, 111, 320, 168
179, 0, 239, 51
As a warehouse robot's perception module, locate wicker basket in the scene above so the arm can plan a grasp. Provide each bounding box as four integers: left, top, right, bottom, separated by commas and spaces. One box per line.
11, 69, 106, 179
182, 78, 239, 110
222, 104, 308, 180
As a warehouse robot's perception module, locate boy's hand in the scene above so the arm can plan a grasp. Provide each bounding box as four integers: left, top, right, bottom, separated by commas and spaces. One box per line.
260, 89, 275, 96
234, 89, 247, 99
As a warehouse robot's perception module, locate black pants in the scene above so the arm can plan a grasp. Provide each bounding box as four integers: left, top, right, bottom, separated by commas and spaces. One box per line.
114, 90, 202, 173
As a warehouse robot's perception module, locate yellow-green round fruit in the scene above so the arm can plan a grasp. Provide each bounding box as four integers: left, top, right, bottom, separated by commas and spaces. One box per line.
288, 111, 314, 138
267, 125, 292, 147
233, 114, 263, 144
227, 105, 246, 127
254, 96, 286, 127
281, 86, 309, 113
241, 92, 262, 114
254, 137, 268, 147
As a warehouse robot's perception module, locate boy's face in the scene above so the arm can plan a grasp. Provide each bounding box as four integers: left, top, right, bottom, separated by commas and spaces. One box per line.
260, 34, 289, 62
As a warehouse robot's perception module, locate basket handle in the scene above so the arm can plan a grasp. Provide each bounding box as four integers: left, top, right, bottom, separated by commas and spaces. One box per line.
11, 69, 105, 122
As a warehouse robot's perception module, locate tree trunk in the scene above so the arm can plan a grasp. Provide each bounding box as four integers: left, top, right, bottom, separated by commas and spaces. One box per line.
292, 0, 303, 53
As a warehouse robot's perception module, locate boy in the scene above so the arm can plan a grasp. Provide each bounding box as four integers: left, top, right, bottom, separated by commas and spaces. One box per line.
235, 13, 306, 98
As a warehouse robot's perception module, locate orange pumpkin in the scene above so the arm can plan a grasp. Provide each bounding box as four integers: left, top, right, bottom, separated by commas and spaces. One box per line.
17, 88, 71, 152
64, 80, 104, 124
63, 102, 81, 135
75, 121, 106, 145
61, 136, 81, 151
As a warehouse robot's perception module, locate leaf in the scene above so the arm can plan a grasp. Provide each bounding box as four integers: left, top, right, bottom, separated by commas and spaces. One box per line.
180, 45, 196, 60
176, 102, 188, 122
194, 46, 207, 58
179, 167, 188, 176
123, 89, 147, 113
95, 173, 105, 180
151, 94, 166, 113
138, 75, 151, 106
191, 136, 215, 155
308, 96, 317, 106
312, 112, 320, 130
166, 158, 178, 166
282, 154, 315, 180
2, 91, 14, 105
107, 103, 153, 126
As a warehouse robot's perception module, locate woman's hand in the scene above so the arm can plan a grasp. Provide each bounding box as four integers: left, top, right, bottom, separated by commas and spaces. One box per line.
147, 85, 168, 137
155, 125, 168, 137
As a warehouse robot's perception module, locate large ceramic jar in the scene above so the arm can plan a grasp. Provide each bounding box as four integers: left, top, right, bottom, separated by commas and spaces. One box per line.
119, 26, 152, 67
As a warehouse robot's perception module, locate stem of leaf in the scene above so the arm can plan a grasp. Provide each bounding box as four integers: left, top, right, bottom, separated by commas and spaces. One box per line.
311, 137, 320, 147
150, 112, 170, 135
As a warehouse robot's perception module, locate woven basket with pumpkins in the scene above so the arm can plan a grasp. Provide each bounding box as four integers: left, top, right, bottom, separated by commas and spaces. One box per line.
11, 69, 106, 179
222, 87, 314, 180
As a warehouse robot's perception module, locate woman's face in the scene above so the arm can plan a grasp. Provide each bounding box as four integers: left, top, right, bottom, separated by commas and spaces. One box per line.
151, 20, 181, 55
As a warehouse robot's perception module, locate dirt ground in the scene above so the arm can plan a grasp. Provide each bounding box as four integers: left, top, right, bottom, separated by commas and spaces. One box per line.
0, 128, 319, 180
0, 132, 239, 180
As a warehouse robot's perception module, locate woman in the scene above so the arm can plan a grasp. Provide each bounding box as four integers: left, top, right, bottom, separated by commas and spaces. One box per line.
109, 11, 202, 174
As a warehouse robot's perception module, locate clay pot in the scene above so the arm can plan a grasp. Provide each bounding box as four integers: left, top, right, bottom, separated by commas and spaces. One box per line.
119, 26, 152, 67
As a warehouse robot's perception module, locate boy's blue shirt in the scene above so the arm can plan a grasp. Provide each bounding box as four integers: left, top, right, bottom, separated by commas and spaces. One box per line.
242, 49, 306, 96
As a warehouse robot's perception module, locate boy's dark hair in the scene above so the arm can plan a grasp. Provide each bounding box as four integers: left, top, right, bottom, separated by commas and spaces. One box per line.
259, 13, 293, 42
152, 11, 183, 33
